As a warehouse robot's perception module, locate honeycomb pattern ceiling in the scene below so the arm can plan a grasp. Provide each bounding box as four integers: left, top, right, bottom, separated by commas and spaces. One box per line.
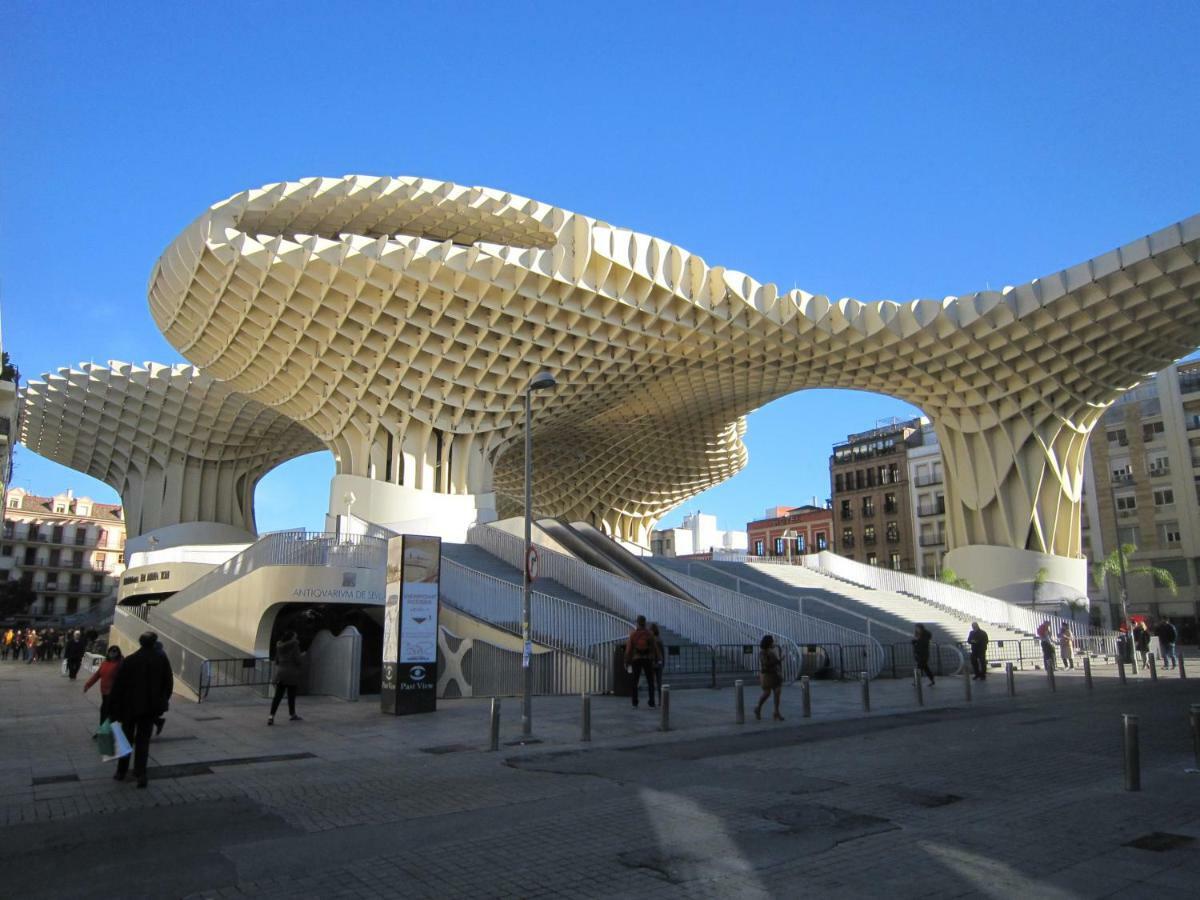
19, 361, 324, 538
149, 176, 1200, 550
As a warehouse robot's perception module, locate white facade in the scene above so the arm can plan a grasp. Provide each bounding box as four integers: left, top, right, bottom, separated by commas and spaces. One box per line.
651, 511, 747, 557
905, 422, 946, 578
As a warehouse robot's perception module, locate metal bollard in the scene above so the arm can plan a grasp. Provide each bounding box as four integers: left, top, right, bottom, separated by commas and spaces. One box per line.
659, 685, 671, 732
1180, 652, 1188, 679
1005, 662, 1015, 697
801, 676, 812, 718
861, 672, 871, 712
581, 693, 591, 742
735, 679, 745, 724
488, 697, 501, 752
964, 667, 973, 702
1123, 714, 1140, 791
1117, 659, 1127, 684
1148, 654, 1158, 682
1046, 665, 1056, 693
1083, 656, 1093, 692
1190, 704, 1200, 769
913, 670, 924, 706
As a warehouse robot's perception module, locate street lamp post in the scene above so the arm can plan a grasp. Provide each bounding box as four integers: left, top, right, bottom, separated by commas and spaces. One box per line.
1108, 475, 1136, 673
523, 370, 557, 738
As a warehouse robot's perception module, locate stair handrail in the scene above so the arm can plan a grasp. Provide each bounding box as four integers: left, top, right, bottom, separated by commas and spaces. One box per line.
656, 566, 885, 678
809, 550, 1106, 640
468, 523, 804, 680
441, 558, 631, 654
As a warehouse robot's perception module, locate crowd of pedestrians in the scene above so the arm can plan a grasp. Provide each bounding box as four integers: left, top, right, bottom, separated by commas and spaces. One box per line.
1, 626, 99, 667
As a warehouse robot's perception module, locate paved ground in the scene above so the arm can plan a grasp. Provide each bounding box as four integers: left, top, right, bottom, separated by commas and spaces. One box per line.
1, 656, 1198, 898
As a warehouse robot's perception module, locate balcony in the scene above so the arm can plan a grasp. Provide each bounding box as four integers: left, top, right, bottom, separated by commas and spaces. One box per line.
919, 534, 946, 547
840, 509, 853, 520
1118, 508, 1138, 518
860, 506, 876, 518
917, 501, 946, 517
1149, 466, 1171, 478
886, 533, 901, 544
841, 537, 856, 549
914, 473, 943, 487
863, 535, 877, 546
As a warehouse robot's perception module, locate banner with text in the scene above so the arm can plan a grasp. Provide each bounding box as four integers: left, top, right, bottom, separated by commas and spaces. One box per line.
381, 534, 441, 715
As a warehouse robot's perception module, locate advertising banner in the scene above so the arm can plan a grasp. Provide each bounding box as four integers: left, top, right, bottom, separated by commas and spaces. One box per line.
381, 534, 441, 715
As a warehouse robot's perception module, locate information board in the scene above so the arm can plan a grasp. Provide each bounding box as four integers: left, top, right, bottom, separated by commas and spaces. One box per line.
381, 534, 441, 715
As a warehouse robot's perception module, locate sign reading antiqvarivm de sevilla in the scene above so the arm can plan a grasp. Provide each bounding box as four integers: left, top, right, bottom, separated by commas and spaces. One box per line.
381, 534, 441, 715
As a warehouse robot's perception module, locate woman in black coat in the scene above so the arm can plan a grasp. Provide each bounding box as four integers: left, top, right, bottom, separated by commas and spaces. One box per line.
912, 624, 935, 687
268, 630, 304, 725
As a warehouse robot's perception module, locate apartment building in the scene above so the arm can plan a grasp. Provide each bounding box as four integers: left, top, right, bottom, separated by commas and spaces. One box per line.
745, 505, 832, 560
0, 488, 127, 621
1082, 359, 1200, 635
906, 422, 947, 577
829, 418, 925, 571
0, 317, 15, 498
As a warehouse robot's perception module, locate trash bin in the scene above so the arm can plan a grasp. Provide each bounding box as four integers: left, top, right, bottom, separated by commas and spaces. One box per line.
1117, 634, 1134, 665
612, 645, 633, 696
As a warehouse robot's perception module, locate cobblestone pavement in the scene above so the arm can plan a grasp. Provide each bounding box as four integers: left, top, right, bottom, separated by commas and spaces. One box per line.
1, 657, 1198, 898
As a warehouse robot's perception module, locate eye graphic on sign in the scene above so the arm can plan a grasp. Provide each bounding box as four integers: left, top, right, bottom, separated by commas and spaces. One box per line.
409, 666, 427, 681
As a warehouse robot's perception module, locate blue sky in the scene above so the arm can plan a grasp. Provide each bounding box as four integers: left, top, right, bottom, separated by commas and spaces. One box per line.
2, 1, 1198, 534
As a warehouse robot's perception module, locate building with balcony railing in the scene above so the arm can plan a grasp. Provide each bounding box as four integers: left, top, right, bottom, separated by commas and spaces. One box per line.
1082, 357, 1200, 636
745, 504, 832, 560
830, 417, 925, 572
1, 487, 126, 621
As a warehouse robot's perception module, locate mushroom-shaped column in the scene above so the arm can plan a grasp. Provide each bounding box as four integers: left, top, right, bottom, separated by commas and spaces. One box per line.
19, 361, 325, 539
148, 175, 1200, 590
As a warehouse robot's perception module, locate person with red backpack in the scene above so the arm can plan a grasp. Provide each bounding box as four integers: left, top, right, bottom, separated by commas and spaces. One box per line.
624, 615, 661, 708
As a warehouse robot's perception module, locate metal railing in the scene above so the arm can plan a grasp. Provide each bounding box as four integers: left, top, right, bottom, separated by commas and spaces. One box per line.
151, 530, 387, 618
467, 524, 804, 681
441, 559, 629, 655
656, 565, 884, 677
198, 657, 274, 701
809, 551, 1104, 643
882, 641, 965, 678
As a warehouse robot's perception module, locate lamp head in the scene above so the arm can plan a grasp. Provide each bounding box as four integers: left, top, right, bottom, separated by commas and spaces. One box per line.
528, 370, 556, 392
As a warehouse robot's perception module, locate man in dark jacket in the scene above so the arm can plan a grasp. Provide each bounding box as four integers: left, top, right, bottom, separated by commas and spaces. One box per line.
64, 630, 87, 680
624, 615, 661, 708
110, 631, 174, 787
967, 622, 989, 680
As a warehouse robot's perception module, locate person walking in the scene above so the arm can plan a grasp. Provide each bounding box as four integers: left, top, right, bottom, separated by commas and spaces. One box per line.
25, 629, 38, 664
913, 624, 935, 687
267, 630, 304, 725
2, 627, 13, 660
1133, 621, 1151, 670
649, 622, 665, 705
754, 634, 784, 721
1037, 621, 1056, 671
64, 630, 87, 680
967, 622, 989, 680
1155, 619, 1178, 669
1058, 622, 1075, 670
109, 631, 174, 788
623, 615, 660, 709
83, 645, 123, 726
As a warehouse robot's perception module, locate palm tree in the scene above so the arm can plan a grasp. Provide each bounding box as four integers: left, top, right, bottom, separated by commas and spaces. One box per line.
1091, 543, 1178, 601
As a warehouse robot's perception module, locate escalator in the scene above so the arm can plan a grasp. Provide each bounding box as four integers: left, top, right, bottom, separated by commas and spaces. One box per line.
534, 517, 698, 605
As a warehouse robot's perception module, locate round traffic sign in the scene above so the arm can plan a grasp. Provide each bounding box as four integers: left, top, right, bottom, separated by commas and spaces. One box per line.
526, 545, 539, 581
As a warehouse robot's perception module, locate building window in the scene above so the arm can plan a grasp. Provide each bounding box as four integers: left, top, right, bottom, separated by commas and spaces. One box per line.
884, 492, 897, 514
889, 552, 901, 570
863, 525, 876, 545
7, 498, 17, 508
1107, 428, 1129, 446
1153, 488, 1175, 507
889, 464, 899, 483
1148, 455, 1170, 477
95, 553, 106, 568
117, 553, 124, 564
841, 528, 855, 548
1157, 521, 1182, 547
1142, 421, 1165, 442
835, 473, 844, 492
886, 521, 900, 543
0, 544, 10, 557
774, 538, 785, 556
74, 527, 87, 545
1115, 494, 1137, 514
54, 504, 66, 514
840, 499, 852, 518
754, 540, 764, 556
866, 552, 878, 566
795, 534, 805, 553
815, 532, 827, 551
51, 525, 64, 543
1117, 525, 1140, 547
861, 497, 874, 516
66, 597, 79, 614
1112, 463, 1133, 483
2, 522, 11, 538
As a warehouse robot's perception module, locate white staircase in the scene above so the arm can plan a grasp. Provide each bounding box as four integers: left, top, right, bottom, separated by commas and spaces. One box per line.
742, 563, 1029, 647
